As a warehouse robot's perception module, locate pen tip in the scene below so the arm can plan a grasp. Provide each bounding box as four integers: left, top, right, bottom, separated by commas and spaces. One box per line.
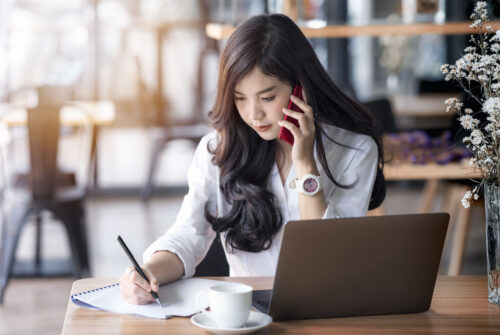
156, 298, 162, 307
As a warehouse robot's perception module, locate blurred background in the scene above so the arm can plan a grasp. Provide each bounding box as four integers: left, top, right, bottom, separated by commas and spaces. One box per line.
0, 0, 497, 334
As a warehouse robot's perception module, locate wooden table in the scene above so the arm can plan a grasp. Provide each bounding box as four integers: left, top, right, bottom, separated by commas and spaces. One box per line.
0, 101, 115, 126
389, 94, 461, 130
62, 276, 499, 334
381, 159, 481, 276
390, 94, 456, 118
384, 159, 480, 181
381, 158, 480, 215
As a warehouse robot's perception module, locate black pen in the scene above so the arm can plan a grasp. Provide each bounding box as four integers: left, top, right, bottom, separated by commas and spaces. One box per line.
116, 235, 163, 307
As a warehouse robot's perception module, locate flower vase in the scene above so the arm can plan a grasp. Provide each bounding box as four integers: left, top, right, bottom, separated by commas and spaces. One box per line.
484, 184, 500, 305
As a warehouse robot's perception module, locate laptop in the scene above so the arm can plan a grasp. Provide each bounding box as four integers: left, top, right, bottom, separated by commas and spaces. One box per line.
252, 213, 449, 321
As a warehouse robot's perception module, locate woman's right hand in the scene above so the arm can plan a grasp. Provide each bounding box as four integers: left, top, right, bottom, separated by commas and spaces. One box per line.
119, 266, 160, 305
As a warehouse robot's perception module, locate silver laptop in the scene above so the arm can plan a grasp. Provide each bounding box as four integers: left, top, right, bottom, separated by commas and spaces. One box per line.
252, 213, 449, 321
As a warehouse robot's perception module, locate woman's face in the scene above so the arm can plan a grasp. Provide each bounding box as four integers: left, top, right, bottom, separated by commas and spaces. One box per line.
234, 67, 292, 141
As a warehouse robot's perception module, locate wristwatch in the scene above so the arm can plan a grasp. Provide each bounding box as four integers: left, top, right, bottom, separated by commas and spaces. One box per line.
294, 174, 322, 196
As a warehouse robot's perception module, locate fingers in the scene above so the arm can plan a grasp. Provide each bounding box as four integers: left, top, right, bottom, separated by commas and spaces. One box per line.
290, 95, 314, 121
278, 119, 301, 140
129, 268, 153, 292
143, 268, 160, 294
283, 108, 310, 134
281, 108, 314, 133
119, 266, 156, 305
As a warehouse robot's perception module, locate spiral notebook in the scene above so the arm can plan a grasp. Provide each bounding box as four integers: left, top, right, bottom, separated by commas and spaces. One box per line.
72, 278, 223, 319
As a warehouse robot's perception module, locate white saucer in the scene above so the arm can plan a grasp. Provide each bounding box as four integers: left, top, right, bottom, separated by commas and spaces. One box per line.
190, 310, 272, 335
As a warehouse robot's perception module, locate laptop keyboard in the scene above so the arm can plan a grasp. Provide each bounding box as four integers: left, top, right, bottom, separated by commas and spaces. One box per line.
252, 289, 272, 313
255, 300, 270, 311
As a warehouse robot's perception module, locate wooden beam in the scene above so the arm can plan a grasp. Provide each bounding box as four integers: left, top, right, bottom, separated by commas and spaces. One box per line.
206, 21, 500, 40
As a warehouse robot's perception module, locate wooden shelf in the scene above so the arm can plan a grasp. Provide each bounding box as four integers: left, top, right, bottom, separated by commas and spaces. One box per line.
131, 19, 203, 31
206, 21, 500, 40
391, 94, 461, 118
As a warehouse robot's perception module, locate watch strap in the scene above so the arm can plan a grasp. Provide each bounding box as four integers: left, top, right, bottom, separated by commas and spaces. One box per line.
295, 174, 322, 196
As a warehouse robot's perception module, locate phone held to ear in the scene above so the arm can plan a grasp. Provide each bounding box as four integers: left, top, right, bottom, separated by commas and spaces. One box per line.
278, 84, 303, 146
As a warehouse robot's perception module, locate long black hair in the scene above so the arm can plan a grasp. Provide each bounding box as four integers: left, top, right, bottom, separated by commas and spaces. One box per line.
206, 14, 386, 253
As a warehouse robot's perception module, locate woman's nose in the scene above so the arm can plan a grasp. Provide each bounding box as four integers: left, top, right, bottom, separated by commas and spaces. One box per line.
249, 102, 265, 120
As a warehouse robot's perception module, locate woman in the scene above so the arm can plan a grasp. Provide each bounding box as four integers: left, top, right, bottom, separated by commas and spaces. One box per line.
120, 14, 385, 304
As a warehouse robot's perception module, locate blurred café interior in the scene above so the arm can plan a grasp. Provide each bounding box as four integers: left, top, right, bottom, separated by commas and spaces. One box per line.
0, 0, 496, 333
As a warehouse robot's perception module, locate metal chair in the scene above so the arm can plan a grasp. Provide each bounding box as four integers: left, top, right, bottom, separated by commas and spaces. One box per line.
0, 86, 93, 303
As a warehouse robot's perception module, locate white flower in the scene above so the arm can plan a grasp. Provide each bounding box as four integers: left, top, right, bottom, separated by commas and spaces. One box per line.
484, 157, 494, 166
443, 1, 499, 206
483, 97, 500, 114
471, 129, 483, 145
472, 136, 482, 145
471, 128, 483, 137
462, 196, 471, 208
479, 144, 488, 153
464, 53, 475, 62
481, 55, 496, 65
476, 1, 487, 10
478, 74, 488, 82
460, 114, 477, 129
490, 30, 500, 42
471, 62, 482, 73
444, 98, 463, 112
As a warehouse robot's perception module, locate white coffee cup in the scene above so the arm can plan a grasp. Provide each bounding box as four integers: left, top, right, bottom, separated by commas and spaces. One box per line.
196, 283, 253, 328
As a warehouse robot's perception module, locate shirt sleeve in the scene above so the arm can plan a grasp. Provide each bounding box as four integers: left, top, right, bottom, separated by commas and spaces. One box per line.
143, 134, 218, 278
321, 136, 379, 219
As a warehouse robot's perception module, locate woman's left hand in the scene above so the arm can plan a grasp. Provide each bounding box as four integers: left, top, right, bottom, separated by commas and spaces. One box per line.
278, 94, 316, 166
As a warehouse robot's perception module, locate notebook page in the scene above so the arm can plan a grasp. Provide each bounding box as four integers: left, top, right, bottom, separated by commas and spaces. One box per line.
72, 278, 224, 319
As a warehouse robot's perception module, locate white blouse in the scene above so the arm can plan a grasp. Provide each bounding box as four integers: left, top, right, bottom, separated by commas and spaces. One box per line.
143, 124, 379, 278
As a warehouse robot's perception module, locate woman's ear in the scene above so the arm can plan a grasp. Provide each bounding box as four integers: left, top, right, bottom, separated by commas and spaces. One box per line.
302, 87, 308, 104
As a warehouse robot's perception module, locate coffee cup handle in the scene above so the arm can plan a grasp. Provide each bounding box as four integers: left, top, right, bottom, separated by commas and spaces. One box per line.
196, 290, 211, 317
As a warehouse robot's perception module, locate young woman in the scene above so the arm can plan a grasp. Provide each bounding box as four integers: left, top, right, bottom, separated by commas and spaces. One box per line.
120, 14, 385, 304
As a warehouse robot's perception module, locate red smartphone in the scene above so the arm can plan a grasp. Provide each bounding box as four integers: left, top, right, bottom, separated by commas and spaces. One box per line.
278, 84, 304, 146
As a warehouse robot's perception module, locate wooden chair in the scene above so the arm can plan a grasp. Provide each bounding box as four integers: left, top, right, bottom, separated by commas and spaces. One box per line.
0, 87, 92, 303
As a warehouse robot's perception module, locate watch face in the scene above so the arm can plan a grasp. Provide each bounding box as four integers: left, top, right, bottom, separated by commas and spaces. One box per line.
303, 177, 319, 193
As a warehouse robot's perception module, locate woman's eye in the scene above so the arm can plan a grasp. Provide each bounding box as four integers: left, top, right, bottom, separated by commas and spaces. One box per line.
262, 96, 275, 102
234, 97, 245, 101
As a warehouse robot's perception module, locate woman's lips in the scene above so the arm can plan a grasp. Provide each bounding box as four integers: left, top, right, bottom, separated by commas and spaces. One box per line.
254, 125, 272, 132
